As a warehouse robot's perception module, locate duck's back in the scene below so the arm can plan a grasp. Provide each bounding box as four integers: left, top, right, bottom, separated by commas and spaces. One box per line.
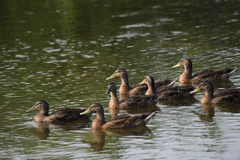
103, 113, 153, 129
130, 78, 173, 95
158, 86, 195, 100
192, 67, 236, 83
212, 89, 240, 103
38, 108, 91, 123
119, 95, 157, 109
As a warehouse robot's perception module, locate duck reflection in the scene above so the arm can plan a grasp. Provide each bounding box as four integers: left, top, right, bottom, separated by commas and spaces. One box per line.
28, 123, 50, 140
28, 119, 92, 140
86, 126, 154, 152
89, 129, 106, 151
194, 104, 215, 122
195, 103, 240, 122
104, 126, 154, 137
212, 103, 240, 113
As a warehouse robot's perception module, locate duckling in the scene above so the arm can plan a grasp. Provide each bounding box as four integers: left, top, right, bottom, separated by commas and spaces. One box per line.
27, 100, 92, 123
172, 58, 237, 84
106, 69, 173, 95
106, 83, 160, 109
139, 75, 195, 100
190, 81, 240, 104
80, 103, 155, 129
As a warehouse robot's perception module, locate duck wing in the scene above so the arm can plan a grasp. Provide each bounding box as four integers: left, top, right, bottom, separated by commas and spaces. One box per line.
131, 78, 175, 95
213, 89, 240, 103
103, 112, 155, 129
119, 95, 157, 109
155, 78, 174, 89
157, 86, 195, 100
48, 108, 91, 123
192, 67, 236, 83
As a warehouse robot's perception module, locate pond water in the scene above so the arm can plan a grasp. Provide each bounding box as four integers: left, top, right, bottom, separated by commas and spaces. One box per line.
1, 0, 240, 159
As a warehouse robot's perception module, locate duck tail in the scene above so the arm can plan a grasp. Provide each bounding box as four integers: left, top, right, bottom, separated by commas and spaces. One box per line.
144, 112, 156, 124
167, 78, 178, 87
230, 67, 237, 75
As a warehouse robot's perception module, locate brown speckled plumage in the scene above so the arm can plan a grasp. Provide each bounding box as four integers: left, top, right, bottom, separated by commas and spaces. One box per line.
140, 75, 195, 101
27, 100, 92, 123
80, 103, 155, 129
173, 58, 237, 84
106, 69, 173, 95
106, 83, 160, 109
190, 81, 240, 104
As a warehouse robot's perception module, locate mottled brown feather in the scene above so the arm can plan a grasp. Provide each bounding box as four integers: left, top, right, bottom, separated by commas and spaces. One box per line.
173, 58, 236, 83
142, 75, 195, 101
82, 103, 155, 130
106, 83, 159, 109
106, 69, 173, 95
27, 100, 92, 123
194, 82, 240, 104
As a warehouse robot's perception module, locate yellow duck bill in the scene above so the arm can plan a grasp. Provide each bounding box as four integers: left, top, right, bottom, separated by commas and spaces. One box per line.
80, 108, 91, 115
172, 62, 181, 68
190, 87, 201, 94
106, 74, 115, 80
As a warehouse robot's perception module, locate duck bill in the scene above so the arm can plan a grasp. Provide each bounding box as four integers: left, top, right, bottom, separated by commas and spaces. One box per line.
80, 108, 91, 115
139, 81, 146, 85
27, 106, 37, 112
172, 62, 181, 68
190, 87, 201, 94
106, 74, 115, 80
105, 88, 111, 94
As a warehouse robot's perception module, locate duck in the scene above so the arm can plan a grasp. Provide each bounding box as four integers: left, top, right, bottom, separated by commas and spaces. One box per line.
172, 58, 237, 84
80, 103, 155, 129
106, 82, 161, 109
106, 69, 174, 95
190, 81, 240, 104
139, 75, 195, 100
27, 100, 92, 123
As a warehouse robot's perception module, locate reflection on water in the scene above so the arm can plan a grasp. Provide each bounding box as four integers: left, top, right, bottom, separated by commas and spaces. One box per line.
194, 104, 215, 122
195, 103, 240, 122
28, 123, 50, 140
1, 0, 240, 159
90, 129, 106, 151
213, 103, 240, 113
84, 127, 154, 152
28, 120, 92, 140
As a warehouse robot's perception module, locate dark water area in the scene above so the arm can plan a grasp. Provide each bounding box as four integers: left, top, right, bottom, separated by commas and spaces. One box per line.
1, 0, 240, 159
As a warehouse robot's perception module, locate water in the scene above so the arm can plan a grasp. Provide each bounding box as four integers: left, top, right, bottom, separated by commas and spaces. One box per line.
1, 0, 240, 159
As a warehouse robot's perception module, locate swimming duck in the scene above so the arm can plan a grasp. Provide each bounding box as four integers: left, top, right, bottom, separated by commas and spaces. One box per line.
80, 103, 155, 129
106, 69, 173, 95
27, 100, 92, 123
190, 81, 240, 104
172, 58, 237, 84
139, 75, 195, 100
106, 83, 160, 109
